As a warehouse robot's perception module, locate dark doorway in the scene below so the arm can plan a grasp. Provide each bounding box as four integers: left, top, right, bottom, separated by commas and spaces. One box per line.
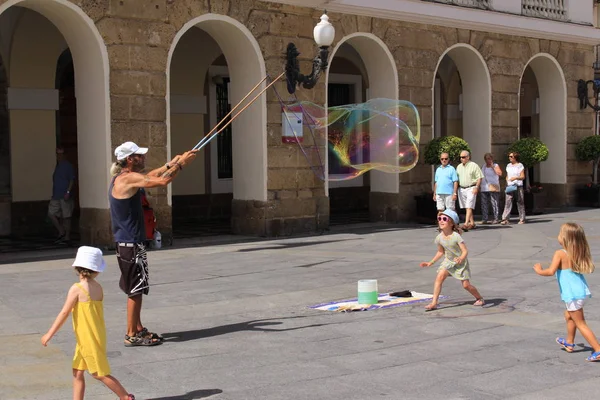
0, 54, 10, 236
55, 49, 79, 237
327, 82, 369, 225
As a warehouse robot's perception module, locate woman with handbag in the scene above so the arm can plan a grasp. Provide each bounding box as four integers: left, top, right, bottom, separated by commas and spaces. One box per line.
501, 151, 526, 225
480, 153, 502, 224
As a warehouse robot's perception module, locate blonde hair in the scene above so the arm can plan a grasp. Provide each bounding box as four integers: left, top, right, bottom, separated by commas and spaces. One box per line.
559, 223, 595, 274
74, 267, 97, 278
110, 159, 127, 176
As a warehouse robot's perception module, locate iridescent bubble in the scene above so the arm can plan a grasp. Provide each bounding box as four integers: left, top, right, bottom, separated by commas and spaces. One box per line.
281, 98, 421, 181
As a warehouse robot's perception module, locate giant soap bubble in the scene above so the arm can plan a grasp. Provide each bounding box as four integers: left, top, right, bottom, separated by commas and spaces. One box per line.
281, 98, 420, 181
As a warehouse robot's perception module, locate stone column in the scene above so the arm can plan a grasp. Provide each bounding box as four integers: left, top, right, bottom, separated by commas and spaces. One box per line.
97, 2, 174, 243
256, 8, 329, 236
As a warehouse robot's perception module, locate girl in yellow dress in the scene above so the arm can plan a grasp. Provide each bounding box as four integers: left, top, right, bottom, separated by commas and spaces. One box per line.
42, 246, 135, 400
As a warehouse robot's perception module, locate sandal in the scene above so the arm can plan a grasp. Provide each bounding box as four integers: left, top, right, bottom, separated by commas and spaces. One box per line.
140, 327, 164, 342
518, 220, 525, 224
425, 303, 438, 311
586, 350, 600, 362
473, 298, 485, 306
128, 396, 136, 400
556, 337, 575, 353
500, 220, 509, 225
124, 333, 161, 347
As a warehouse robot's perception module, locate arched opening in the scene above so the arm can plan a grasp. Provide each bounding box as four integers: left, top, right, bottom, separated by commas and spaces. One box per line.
167, 14, 267, 238
433, 44, 491, 160
519, 54, 566, 198
325, 33, 398, 225
0, 0, 110, 244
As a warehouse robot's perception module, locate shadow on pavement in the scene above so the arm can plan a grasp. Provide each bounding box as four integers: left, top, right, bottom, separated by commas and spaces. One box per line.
434, 298, 509, 310
236, 237, 362, 252
147, 389, 223, 400
162, 316, 330, 342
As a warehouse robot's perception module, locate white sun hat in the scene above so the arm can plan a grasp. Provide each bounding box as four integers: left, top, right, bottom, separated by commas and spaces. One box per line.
114, 141, 148, 161
72, 246, 106, 273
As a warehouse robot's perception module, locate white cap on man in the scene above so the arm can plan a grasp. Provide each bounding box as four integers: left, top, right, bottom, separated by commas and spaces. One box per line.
114, 141, 148, 161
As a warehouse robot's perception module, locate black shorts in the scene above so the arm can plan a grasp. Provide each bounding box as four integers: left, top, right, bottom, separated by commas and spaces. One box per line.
116, 242, 149, 297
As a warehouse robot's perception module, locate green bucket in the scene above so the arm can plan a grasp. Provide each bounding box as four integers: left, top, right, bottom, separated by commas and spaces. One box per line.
357, 279, 378, 305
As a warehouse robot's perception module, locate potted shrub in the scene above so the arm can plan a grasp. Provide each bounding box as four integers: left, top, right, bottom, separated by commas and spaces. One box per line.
414, 136, 471, 221
505, 138, 549, 214
575, 135, 600, 207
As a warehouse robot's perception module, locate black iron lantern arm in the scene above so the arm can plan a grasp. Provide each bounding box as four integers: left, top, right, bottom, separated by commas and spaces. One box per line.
284, 11, 335, 94
285, 43, 330, 94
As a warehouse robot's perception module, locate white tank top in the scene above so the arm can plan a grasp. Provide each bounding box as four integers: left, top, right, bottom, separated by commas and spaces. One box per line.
481, 163, 500, 192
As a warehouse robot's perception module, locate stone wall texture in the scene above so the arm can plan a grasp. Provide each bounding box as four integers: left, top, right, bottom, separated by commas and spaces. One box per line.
0, 0, 595, 243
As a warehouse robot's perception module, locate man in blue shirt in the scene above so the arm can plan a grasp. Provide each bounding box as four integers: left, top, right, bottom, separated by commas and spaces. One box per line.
433, 152, 458, 212
48, 147, 75, 243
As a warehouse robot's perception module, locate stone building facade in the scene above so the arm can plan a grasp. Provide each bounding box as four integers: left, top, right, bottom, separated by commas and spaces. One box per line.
0, 0, 597, 246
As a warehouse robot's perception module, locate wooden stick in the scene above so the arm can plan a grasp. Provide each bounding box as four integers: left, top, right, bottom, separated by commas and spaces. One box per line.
195, 71, 286, 151
192, 75, 269, 150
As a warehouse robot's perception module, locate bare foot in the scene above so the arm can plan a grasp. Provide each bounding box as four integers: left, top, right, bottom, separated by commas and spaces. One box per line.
425, 303, 438, 311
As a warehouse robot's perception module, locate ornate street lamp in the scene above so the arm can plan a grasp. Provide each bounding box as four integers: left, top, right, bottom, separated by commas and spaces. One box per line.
285, 11, 336, 94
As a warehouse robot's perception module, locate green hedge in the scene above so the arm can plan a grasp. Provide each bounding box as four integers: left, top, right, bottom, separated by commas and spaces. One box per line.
505, 138, 549, 167
575, 135, 600, 162
423, 136, 471, 165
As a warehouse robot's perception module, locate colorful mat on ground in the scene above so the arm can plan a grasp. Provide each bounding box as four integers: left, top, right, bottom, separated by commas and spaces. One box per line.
310, 292, 447, 312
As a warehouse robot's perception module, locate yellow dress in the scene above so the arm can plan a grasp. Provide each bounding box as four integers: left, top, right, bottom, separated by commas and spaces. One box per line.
71, 283, 111, 376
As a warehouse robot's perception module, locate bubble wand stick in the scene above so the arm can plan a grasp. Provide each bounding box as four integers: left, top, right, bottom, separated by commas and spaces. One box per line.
192, 71, 286, 151
192, 75, 267, 151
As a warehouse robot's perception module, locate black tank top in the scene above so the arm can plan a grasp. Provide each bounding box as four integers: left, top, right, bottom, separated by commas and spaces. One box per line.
109, 173, 145, 243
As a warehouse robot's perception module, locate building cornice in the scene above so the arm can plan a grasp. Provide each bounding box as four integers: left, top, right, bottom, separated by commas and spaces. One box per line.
266, 0, 600, 46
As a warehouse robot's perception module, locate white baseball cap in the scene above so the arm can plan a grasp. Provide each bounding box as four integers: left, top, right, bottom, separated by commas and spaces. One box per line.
114, 141, 148, 161
72, 246, 106, 273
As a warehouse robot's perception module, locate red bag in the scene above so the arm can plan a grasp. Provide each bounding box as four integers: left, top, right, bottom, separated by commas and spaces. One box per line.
141, 191, 156, 240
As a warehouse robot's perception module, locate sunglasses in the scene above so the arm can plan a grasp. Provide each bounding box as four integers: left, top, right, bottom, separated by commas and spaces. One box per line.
509, 155, 515, 158
437, 215, 450, 222
440, 158, 449, 161
460, 156, 468, 159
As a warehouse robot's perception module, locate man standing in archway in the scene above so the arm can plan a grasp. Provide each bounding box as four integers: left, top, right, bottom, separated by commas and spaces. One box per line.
109, 141, 197, 347
48, 147, 75, 244
456, 150, 483, 230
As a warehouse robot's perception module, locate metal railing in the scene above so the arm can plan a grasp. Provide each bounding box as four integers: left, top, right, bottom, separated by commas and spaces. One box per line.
426, 0, 490, 9
521, 0, 567, 21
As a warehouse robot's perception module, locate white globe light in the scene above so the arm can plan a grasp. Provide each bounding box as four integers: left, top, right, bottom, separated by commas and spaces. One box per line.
313, 13, 335, 47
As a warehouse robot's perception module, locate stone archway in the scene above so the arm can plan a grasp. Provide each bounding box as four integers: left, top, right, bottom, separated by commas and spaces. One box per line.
519, 54, 567, 194
167, 14, 267, 234
0, 0, 111, 242
167, 14, 267, 199
433, 44, 492, 160
325, 33, 399, 222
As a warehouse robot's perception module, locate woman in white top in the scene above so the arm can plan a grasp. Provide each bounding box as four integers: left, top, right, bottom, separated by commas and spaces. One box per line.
480, 153, 502, 224
501, 151, 526, 224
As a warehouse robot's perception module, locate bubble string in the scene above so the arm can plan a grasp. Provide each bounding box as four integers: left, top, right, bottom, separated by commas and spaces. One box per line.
271, 79, 327, 179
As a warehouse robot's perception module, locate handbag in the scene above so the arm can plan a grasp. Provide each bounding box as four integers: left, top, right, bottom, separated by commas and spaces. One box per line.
505, 185, 517, 194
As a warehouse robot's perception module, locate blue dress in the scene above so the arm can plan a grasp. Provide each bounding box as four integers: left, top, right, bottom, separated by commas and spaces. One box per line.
556, 251, 591, 302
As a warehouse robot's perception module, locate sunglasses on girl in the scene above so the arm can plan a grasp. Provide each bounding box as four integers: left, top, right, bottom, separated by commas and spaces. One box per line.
437, 215, 450, 222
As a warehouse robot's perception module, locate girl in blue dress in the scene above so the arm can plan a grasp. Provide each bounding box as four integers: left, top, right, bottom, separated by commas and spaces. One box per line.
534, 222, 600, 362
